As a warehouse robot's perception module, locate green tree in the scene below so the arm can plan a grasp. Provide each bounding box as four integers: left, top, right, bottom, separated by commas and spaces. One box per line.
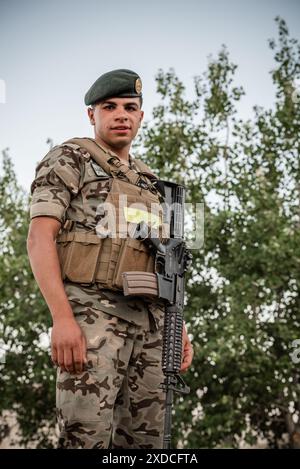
0, 150, 57, 448
137, 17, 300, 448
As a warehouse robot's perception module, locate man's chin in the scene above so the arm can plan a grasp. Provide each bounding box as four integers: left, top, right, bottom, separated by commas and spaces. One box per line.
108, 137, 131, 149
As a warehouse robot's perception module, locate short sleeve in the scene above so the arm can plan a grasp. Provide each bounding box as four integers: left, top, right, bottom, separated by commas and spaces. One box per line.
29, 145, 83, 223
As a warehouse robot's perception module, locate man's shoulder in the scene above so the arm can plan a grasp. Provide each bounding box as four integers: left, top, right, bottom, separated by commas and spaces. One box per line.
31, 139, 92, 197
34, 140, 92, 180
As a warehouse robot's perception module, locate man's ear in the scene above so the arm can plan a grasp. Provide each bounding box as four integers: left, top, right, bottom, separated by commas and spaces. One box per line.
139, 110, 144, 126
87, 107, 95, 125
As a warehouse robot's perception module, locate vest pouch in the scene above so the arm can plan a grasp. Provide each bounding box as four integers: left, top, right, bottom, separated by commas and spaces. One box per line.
56, 232, 102, 283
112, 238, 154, 290
94, 237, 122, 288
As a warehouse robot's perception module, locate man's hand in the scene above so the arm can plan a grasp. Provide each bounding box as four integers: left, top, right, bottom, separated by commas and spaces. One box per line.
180, 323, 194, 373
51, 317, 87, 374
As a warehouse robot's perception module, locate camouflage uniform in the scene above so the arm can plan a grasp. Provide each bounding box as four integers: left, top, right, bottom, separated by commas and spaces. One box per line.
30, 143, 166, 448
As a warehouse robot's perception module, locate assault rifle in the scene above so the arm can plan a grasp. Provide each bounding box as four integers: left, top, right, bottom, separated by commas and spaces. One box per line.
122, 180, 192, 449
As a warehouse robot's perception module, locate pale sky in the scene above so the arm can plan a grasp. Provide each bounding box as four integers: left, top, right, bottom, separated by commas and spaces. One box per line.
0, 0, 299, 191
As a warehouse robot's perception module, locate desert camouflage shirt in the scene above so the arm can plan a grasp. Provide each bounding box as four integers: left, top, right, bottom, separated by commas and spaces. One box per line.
29, 141, 163, 330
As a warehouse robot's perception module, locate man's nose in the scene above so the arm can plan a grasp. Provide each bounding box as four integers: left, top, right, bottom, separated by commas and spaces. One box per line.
114, 108, 128, 121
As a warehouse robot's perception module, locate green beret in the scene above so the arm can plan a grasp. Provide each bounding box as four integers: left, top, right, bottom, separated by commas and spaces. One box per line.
84, 69, 143, 106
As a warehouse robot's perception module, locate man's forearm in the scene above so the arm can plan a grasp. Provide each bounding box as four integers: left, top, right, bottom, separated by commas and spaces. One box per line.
27, 238, 74, 322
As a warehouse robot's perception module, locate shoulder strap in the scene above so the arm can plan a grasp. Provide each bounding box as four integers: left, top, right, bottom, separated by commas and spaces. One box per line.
132, 158, 158, 180
63, 137, 142, 186
62, 137, 113, 175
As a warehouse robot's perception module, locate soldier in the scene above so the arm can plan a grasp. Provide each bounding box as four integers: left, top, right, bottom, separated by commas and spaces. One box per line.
27, 69, 193, 449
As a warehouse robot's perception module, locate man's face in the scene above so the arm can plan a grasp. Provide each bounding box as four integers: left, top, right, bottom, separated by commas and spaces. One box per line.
87, 97, 144, 150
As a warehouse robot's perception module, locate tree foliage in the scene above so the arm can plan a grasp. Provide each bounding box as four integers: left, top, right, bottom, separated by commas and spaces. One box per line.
136, 16, 300, 448
0, 150, 57, 448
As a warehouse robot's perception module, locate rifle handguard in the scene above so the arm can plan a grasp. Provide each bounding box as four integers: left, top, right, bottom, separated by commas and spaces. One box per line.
122, 271, 159, 298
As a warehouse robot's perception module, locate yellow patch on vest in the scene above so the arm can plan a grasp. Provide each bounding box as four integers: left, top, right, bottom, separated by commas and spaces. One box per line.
123, 207, 161, 228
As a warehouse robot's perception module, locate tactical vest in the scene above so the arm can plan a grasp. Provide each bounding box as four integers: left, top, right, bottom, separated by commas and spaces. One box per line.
56, 138, 163, 291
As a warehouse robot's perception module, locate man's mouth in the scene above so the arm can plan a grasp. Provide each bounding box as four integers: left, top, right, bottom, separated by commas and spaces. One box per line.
111, 126, 130, 131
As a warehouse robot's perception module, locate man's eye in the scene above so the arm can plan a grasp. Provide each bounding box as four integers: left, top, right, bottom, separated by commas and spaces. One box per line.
104, 105, 114, 110
126, 107, 136, 112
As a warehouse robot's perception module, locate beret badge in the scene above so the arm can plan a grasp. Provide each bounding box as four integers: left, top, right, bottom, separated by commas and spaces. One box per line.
135, 78, 142, 94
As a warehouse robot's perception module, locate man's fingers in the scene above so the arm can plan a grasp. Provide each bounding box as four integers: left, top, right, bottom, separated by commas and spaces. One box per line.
57, 347, 67, 372
73, 344, 83, 374
51, 345, 58, 367
180, 347, 194, 373
81, 334, 87, 364
64, 347, 74, 373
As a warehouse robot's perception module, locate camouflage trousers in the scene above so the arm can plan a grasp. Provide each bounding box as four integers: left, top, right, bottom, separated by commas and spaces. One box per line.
56, 302, 166, 449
